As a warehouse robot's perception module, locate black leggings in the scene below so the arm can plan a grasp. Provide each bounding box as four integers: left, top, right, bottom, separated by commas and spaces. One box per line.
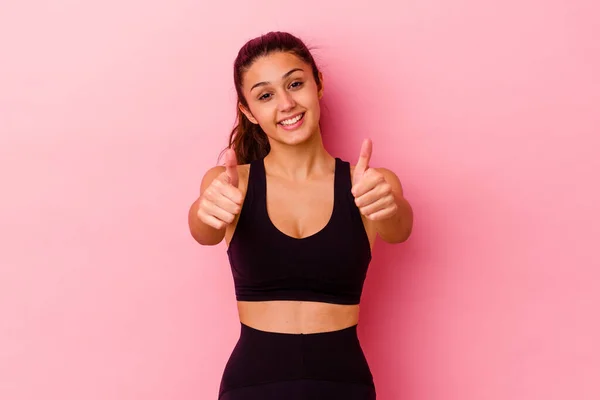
218, 323, 376, 399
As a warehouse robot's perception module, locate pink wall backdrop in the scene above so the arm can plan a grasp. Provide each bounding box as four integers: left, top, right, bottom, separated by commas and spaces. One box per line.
1, 0, 599, 399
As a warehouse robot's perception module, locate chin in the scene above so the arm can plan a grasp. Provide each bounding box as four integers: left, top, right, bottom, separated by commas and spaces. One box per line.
278, 127, 318, 146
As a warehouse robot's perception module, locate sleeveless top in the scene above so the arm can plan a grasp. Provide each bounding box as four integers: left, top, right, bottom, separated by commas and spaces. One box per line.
226, 156, 372, 305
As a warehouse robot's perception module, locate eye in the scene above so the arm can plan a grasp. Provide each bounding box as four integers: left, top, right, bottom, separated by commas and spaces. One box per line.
290, 81, 303, 89
258, 93, 272, 101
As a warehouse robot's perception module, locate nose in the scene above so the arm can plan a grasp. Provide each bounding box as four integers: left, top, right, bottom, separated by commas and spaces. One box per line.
277, 90, 296, 112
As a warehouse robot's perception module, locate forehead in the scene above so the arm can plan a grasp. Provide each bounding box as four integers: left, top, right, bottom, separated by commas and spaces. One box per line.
242, 52, 309, 87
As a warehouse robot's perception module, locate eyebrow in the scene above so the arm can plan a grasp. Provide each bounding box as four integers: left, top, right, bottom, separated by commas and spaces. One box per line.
250, 68, 304, 92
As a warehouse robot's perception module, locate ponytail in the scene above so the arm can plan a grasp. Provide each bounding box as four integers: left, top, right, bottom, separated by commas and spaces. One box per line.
226, 107, 270, 165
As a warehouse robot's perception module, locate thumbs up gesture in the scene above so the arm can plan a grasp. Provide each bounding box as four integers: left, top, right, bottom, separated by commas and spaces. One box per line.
351, 139, 398, 221
223, 148, 239, 188
197, 149, 243, 230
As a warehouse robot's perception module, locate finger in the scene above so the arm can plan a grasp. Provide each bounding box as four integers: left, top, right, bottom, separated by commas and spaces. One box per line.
224, 148, 239, 187
200, 199, 237, 224
352, 175, 392, 205
354, 183, 385, 207
213, 177, 244, 205
353, 170, 386, 198
220, 184, 244, 206
356, 139, 373, 173
365, 204, 398, 221
354, 139, 372, 179
215, 195, 242, 215
358, 194, 394, 216
203, 188, 241, 215
198, 212, 227, 230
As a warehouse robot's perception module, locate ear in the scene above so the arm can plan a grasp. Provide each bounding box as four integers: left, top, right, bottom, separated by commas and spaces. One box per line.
317, 72, 324, 99
238, 103, 258, 124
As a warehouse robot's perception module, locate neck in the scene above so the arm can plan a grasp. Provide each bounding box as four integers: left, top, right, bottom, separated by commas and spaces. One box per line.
264, 131, 334, 180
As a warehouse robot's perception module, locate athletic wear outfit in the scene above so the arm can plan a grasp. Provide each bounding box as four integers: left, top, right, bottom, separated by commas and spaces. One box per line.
220, 156, 375, 399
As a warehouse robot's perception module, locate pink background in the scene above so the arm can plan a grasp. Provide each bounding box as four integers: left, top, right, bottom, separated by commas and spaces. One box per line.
1, 0, 599, 399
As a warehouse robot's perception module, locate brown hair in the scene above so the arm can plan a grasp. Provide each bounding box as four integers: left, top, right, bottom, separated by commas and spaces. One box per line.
221, 31, 322, 165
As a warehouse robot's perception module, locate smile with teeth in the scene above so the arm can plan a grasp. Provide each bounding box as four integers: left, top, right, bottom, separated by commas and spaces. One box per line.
279, 113, 305, 126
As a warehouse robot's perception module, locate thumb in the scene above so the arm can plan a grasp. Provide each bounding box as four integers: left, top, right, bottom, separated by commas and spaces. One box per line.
353, 138, 372, 184
224, 148, 239, 187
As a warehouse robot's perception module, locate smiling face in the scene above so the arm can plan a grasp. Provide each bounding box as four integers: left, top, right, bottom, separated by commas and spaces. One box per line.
239, 51, 324, 147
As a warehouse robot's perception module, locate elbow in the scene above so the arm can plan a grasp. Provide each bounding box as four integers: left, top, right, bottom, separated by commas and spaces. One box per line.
380, 205, 413, 244
382, 225, 412, 244
397, 224, 413, 243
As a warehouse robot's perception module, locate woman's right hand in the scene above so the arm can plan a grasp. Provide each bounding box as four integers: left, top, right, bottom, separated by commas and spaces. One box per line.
196, 149, 243, 230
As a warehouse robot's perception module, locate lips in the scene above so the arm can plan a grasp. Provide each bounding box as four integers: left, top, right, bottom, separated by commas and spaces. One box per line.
277, 112, 306, 131
278, 112, 305, 125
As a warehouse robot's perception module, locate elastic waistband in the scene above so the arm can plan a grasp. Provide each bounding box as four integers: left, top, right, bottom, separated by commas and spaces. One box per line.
240, 321, 358, 337
221, 320, 374, 397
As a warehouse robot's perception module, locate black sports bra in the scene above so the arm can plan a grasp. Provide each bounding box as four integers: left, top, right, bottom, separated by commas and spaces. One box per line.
226, 156, 372, 305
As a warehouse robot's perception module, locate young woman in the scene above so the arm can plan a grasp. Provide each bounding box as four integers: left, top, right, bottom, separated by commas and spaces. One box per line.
188, 31, 413, 400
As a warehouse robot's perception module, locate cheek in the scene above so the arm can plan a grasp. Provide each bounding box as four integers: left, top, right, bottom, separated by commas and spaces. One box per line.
307, 95, 321, 121
295, 88, 320, 112
312, 99, 321, 117
308, 87, 322, 110
248, 103, 274, 125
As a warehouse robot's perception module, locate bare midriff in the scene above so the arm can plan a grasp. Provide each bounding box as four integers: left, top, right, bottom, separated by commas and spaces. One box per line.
237, 300, 360, 334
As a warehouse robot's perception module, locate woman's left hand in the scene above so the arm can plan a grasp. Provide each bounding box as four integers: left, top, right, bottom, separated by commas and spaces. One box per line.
351, 139, 399, 221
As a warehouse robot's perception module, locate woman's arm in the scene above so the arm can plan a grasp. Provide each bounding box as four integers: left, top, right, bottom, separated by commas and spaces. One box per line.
351, 139, 413, 244
188, 165, 232, 246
